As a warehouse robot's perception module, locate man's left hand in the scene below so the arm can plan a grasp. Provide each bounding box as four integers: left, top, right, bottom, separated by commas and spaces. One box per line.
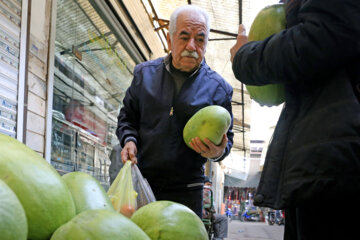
189, 134, 228, 159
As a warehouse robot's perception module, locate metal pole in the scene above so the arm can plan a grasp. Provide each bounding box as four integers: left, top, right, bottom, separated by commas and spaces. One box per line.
17, 0, 30, 142
45, 0, 58, 162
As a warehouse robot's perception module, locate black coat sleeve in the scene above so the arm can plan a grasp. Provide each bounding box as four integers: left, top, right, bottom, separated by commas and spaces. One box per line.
232, 0, 360, 86
219, 86, 234, 161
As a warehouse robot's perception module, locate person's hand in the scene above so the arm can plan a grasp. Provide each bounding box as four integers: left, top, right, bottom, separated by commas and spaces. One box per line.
189, 134, 228, 159
230, 24, 248, 63
121, 141, 138, 164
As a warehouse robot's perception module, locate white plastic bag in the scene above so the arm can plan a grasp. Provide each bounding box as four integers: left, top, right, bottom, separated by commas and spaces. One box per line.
131, 164, 156, 209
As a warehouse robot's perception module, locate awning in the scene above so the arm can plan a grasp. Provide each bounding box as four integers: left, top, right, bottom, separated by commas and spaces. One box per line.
224, 159, 262, 188
224, 171, 261, 188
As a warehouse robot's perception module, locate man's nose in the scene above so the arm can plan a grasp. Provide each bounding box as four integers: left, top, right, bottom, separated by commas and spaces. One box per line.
185, 38, 196, 51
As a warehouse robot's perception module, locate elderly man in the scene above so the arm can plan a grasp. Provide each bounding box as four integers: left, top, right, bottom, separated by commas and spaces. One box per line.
116, 5, 233, 217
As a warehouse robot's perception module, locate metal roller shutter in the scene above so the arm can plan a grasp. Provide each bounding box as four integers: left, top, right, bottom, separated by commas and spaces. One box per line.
0, 0, 28, 139
0, 0, 22, 138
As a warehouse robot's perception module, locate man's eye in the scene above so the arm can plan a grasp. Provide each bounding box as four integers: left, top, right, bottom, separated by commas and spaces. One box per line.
197, 38, 205, 43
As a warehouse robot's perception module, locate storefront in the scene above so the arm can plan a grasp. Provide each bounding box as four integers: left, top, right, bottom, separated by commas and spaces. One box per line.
0, 0, 163, 190
0, 0, 28, 140
49, 0, 163, 189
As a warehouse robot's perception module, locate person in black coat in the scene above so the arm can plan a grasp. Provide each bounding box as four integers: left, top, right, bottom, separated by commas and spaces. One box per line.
230, 0, 360, 239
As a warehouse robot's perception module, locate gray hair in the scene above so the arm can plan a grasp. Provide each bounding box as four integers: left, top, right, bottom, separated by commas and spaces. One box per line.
169, 5, 210, 42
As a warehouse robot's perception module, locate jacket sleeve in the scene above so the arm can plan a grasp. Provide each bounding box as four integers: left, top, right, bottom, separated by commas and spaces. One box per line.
116, 68, 141, 147
232, 0, 360, 86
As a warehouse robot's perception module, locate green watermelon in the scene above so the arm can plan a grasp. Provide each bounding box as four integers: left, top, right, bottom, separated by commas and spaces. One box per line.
51, 209, 150, 240
131, 201, 208, 240
0, 133, 76, 240
0, 179, 27, 240
62, 171, 114, 214
246, 3, 286, 106
183, 105, 231, 149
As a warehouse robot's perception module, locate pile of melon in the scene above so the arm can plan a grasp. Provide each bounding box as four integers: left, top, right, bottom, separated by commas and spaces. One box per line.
0, 133, 207, 240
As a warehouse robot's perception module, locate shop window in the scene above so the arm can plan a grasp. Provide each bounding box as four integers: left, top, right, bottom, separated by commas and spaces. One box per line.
51, 0, 137, 190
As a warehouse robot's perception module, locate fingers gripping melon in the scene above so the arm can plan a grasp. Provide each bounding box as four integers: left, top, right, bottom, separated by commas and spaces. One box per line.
246, 3, 286, 106
0, 134, 76, 240
62, 171, 114, 214
0, 179, 27, 240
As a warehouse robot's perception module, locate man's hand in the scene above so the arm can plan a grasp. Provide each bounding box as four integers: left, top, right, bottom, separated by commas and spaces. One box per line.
189, 134, 228, 159
121, 141, 138, 164
230, 24, 248, 63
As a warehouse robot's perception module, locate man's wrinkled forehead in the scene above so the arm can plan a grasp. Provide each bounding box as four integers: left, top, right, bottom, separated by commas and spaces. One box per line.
176, 12, 207, 33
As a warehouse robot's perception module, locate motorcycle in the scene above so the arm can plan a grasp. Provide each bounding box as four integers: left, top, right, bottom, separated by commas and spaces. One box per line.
241, 210, 260, 222
268, 209, 285, 225
225, 208, 233, 222
268, 210, 275, 225
275, 210, 285, 225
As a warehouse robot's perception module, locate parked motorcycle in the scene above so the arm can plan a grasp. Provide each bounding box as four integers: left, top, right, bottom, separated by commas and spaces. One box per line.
275, 210, 285, 225
268, 210, 275, 225
268, 209, 285, 225
225, 208, 233, 222
241, 210, 260, 222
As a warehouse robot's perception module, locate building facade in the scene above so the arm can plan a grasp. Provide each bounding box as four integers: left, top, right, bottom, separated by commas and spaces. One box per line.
0, 0, 165, 190
0, 0, 278, 201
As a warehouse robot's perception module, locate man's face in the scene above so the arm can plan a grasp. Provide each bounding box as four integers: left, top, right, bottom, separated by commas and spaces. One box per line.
167, 11, 207, 72
205, 182, 212, 187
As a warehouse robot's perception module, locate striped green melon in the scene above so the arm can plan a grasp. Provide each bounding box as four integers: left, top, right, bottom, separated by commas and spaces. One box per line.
0, 133, 76, 240
183, 105, 231, 149
51, 209, 150, 240
62, 171, 114, 214
131, 201, 208, 240
246, 3, 286, 106
0, 179, 27, 240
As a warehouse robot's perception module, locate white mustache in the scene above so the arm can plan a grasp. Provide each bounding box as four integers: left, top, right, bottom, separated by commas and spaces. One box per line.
180, 50, 199, 59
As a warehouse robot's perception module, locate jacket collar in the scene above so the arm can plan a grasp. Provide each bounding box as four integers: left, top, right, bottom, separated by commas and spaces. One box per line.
163, 54, 204, 78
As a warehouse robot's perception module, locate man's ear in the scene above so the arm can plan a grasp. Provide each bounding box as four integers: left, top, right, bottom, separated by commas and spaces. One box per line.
166, 32, 172, 51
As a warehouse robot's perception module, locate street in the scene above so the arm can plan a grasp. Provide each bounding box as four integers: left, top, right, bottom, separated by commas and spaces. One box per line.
226, 220, 284, 240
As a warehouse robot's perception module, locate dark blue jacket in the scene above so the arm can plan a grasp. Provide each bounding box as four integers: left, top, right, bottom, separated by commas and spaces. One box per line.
233, 0, 360, 208
117, 56, 234, 190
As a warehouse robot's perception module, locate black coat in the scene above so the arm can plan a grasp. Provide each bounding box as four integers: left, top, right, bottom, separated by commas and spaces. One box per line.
232, 0, 360, 209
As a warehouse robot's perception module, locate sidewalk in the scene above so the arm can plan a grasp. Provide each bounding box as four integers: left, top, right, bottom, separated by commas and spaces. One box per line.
226, 220, 284, 240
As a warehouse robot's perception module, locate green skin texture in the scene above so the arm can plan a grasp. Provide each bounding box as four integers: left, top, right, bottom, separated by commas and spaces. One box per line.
131, 201, 208, 240
183, 105, 231, 148
0, 179, 27, 240
51, 209, 151, 240
62, 171, 115, 214
0, 133, 76, 240
246, 4, 286, 107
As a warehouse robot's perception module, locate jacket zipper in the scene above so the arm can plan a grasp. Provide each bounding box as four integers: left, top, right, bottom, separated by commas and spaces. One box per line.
169, 106, 174, 116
